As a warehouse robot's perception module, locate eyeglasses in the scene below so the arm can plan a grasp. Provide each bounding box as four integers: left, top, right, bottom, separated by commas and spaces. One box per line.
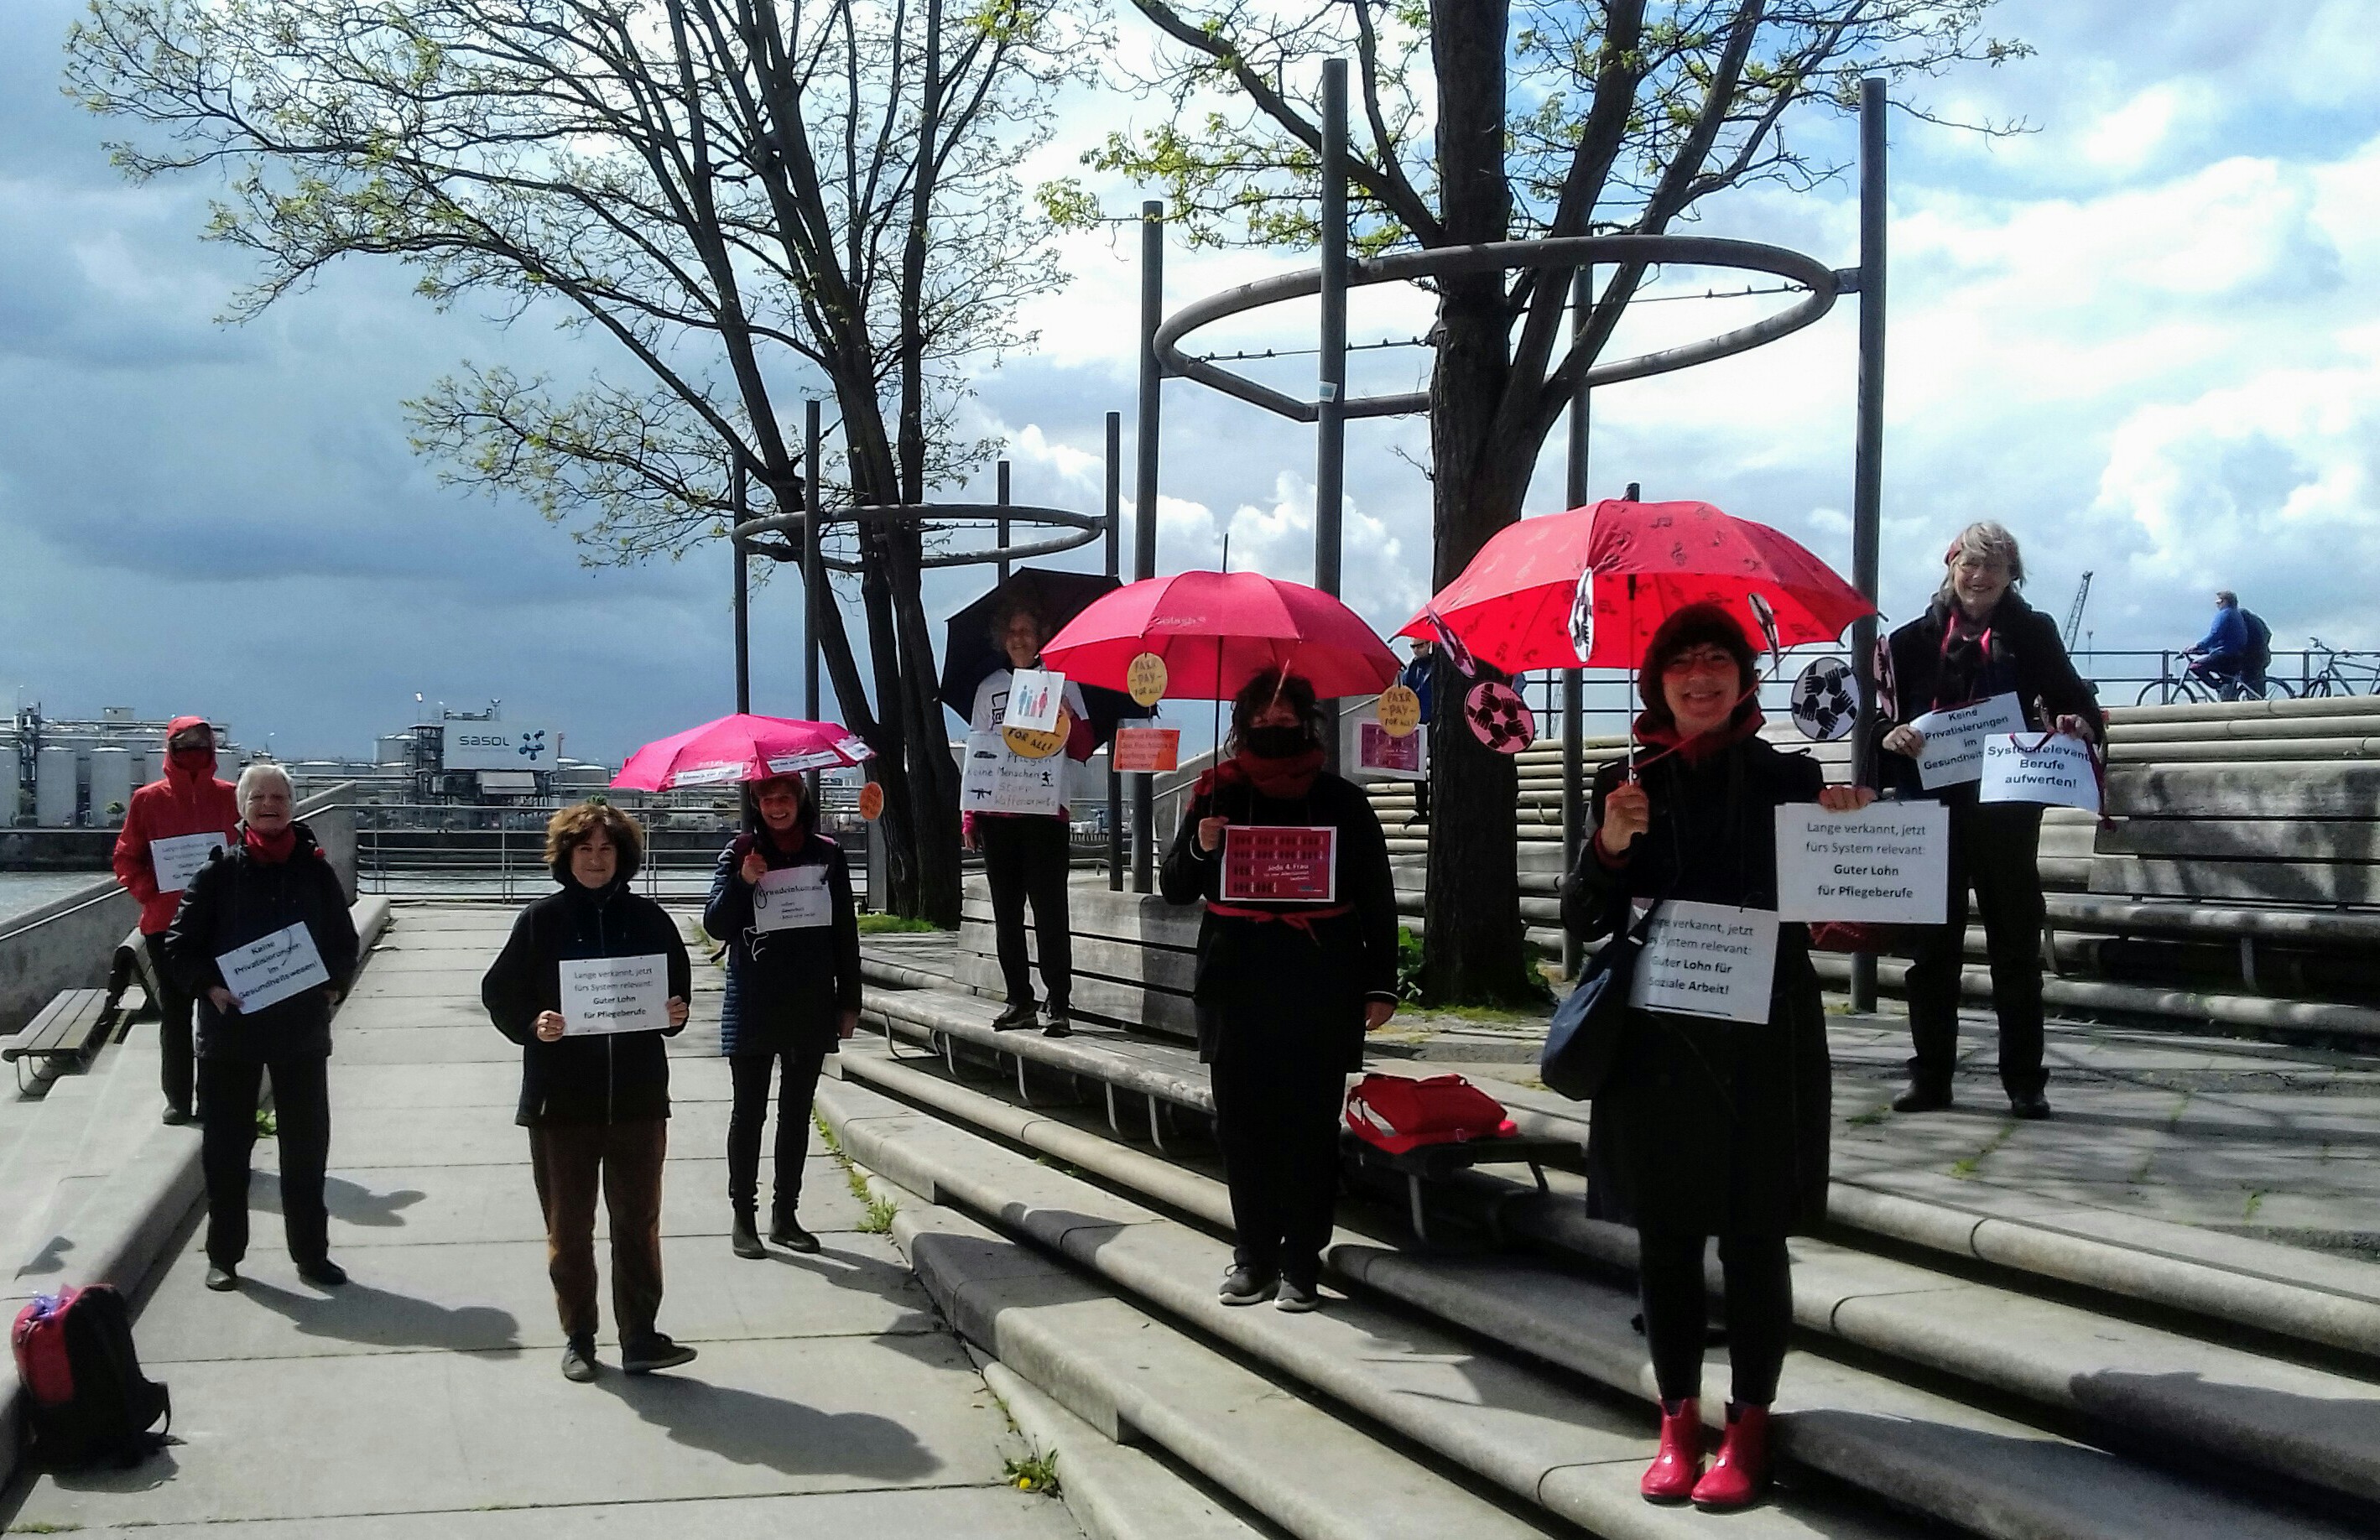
1661, 647, 1739, 675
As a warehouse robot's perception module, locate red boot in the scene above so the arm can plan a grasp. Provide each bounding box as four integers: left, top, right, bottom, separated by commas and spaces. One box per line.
1639, 1398, 1703, 1503
1691, 1402, 1772, 1510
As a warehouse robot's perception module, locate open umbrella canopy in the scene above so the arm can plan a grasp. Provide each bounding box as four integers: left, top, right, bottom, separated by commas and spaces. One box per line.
612, 715, 873, 793
939, 567, 1150, 745
1044, 570, 1400, 700
1399, 498, 1872, 673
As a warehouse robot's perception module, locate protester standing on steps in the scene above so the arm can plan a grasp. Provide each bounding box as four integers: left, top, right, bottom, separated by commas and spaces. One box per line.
113, 715, 241, 1126
164, 762, 360, 1295
965, 596, 1095, 1037
1160, 669, 1398, 1316
482, 801, 697, 1383
705, 773, 861, 1261
1398, 638, 1435, 826
1560, 604, 1872, 1511
1873, 523, 2099, 1121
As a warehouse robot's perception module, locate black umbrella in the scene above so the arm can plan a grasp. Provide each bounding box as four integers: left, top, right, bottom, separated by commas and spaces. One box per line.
940, 568, 1154, 747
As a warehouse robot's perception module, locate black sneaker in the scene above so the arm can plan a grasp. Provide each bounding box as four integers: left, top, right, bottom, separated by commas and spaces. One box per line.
204, 1263, 239, 1293
1040, 1005, 1072, 1038
622, 1334, 699, 1374
1218, 1264, 1278, 1306
560, 1336, 600, 1382
1276, 1279, 1321, 1314
769, 1216, 821, 1254
732, 1217, 766, 1259
2009, 1092, 2054, 1121
297, 1258, 349, 1288
161, 1105, 193, 1126
992, 1001, 1038, 1031
1891, 1084, 1954, 1114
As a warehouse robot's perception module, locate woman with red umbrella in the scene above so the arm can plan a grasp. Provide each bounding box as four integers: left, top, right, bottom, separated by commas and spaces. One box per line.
1159, 669, 1400, 1315
1560, 604, 1874, 1510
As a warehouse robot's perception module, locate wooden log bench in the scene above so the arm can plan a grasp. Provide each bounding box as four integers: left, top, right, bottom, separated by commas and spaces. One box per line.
3, 988, 117, 1093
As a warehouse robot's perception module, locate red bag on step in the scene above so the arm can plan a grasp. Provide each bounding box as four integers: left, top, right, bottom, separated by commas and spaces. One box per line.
1344, 1074, 1518, 1154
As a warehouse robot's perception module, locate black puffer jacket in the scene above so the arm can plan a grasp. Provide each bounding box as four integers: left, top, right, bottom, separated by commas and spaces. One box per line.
481, 877, 693, 1126
164, 821, 359, 1061
703, 825, 862, 1057
1871, 590, 2101, 799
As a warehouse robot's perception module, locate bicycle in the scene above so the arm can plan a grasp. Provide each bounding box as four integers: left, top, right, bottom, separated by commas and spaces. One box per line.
2135, 653, 2293, 706
2299, 637, 2380, 698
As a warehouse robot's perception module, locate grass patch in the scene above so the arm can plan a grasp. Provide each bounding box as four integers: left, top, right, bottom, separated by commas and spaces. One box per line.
2129, 1153, 2156, 1185
857, 913, 942, 934
9, 1523, 86, 1534
2166, 1090, 2194, 1129
1003, 1450, 1061, 1496
1845, 1100, 1893, 1129
857, 1193, 899, 1234
1950, 1119, 2018, 1179
814, 1111, 842, 1158
2243, 1190, 2266, 1222
1414, 1002, 1547, 1027
255, 1109, 278, 1139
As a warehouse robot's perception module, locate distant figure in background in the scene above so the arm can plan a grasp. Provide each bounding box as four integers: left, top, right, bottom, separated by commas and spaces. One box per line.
164, 762, 359, 1293
1398, 639, 1435, 826
2184, 591, 2270, 700
482, 802, 696, 1383
705, 773, 861, 1260
112, 715, 240, 1125
964, 598, 1094, 1036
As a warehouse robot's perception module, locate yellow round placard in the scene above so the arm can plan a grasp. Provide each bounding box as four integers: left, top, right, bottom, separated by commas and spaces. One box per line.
1376, 684, 1422, 738
1126, 652, 1169, 707
1003, 705, 1071, 760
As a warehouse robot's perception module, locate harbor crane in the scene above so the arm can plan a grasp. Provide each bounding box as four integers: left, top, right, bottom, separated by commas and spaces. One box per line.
2063, 570, 2094, 651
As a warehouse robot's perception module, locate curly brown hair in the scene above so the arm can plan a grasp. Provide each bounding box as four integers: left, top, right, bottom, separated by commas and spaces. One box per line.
544, 800, 644, 884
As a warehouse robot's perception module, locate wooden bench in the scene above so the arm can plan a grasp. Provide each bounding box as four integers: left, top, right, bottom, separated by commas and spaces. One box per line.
955, 878, 1200, 1041
3, 988, 117, 1092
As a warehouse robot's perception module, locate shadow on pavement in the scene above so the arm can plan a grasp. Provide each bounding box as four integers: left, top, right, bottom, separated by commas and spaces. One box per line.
237, 1277, 523, 1357
597, 1372, 944, 1482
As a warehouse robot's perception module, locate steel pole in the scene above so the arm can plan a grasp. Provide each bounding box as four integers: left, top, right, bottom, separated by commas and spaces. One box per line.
1848, 75, 1888, 1015
1106, 411, 1126, 890
1133, 200, 1164, 893
732, 450, 752, 715
1561, 267, 1591, 979
997, 459, 1013, 583
1315, 59, 1349, 773
802, 399, 825, 805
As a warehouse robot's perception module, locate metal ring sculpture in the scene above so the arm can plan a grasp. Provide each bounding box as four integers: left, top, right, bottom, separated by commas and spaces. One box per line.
1156, 232, 1846, 424
729, 501, 1104, 572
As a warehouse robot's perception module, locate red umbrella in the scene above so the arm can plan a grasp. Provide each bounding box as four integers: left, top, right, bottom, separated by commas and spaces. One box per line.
1042, 570, 1399, 699
612, 715, 874, 792
1398, 499, 1872, 673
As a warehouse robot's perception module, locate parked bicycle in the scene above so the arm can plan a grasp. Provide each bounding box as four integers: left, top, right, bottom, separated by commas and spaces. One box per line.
2135, 652, 2294, 706
2299, 638, 2380, 698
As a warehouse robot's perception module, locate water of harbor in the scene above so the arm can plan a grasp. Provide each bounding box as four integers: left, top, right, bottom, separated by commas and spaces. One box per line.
0, 870, 112, 923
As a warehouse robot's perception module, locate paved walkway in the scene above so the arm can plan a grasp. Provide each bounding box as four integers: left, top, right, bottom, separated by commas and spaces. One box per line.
7, 904, 1079, 1539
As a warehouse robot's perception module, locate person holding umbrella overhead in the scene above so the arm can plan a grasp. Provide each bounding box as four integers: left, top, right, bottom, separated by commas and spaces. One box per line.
966, 594, 1095, 1035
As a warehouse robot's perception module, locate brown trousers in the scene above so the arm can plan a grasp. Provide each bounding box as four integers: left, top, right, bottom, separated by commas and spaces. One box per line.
529, 1119, 667, 1344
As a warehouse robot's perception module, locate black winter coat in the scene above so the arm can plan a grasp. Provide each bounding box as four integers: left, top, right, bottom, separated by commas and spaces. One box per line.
1560, 735, 1831, 1236
164, 821, 359, 1062
1159, 768, 1398, 1069
480, 879, 693, 1126
1872, 591, 2101, 801
703, 829, 862, 1057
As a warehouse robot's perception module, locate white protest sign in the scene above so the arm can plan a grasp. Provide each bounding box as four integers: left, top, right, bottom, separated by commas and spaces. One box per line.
150, 831, 226, 895
1909, 692, 2026, 788
1002, 669, 1065, 733
1980, 733, 2101, 813
1627, 900, 1779, 1024
753, 864, 833, 931
961, 731, 1065, 816
558, 953, 670, 1035
1773, 802, 1949, 923
216, 923, 330, 1013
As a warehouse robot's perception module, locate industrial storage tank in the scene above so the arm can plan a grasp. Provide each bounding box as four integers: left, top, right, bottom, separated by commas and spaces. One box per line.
89, 747, 133, 825
35, 746, 80, 826
377, 733, 414, 766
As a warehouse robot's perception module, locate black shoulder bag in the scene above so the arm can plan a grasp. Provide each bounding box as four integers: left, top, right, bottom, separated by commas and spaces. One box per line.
1539, 899, 1657, 1101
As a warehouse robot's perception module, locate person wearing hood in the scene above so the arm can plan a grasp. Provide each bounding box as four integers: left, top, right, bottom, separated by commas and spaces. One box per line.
163, 762, 361, 1293
964, 596, 1096, 1035
703, 773, 861, 1259
1160, 669, 1398, 1315
1560, 603, 1873, 1510
481, 801, 695, 1383
112, 715, 241, 1124
1872, 522, 2100, 1121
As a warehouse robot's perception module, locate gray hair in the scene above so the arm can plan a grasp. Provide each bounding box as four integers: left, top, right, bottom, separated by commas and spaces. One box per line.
1936, 521, 2025, 601
235, 762, 295, 813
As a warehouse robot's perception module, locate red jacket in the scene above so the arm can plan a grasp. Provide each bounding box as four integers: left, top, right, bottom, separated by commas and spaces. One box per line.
112, 715, 242, 935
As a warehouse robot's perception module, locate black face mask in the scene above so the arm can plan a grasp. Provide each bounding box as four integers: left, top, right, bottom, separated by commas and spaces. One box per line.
1242, 725, 1310, 759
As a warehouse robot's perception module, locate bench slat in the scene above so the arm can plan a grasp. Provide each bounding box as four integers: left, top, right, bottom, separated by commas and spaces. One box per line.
2099, 819, 2380, 862
2108, 764, 2380, 818
2087, 856, 2380, 908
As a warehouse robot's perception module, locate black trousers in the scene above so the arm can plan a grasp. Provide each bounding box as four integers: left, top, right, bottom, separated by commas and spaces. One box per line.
1903, 800, 2047, 1100
146, 934, 196, 1117
727, 1043, 829, 1222
1210, 1043, 1345, 1288
980, 815, 1071, 1009
1638, 1228, 1793, 1407
199, 1054, 331, 1269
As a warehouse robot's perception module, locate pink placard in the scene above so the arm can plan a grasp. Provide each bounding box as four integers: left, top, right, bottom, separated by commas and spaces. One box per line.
1221, 825, 1337, 904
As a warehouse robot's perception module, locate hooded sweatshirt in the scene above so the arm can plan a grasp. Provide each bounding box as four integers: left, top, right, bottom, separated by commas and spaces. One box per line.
112, 715, 242, 935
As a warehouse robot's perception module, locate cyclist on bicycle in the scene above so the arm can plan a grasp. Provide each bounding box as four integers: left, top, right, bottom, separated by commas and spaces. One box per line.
2184, 591, 2268, 700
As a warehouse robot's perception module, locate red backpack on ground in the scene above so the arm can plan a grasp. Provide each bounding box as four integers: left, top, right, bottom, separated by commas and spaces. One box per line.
1344, 1074, 1518, 1154
12, 1286, 171, 1469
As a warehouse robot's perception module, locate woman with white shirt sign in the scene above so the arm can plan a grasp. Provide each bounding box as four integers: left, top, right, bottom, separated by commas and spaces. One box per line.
703, 773, 861, 1260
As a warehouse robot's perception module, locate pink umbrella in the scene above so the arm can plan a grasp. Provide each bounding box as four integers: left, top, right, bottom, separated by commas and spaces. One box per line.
1040, 570, 1400, 699
611, 715, 874, 792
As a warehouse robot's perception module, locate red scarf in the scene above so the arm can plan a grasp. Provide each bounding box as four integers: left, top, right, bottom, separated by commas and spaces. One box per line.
1632, 707, 1766, 768
243, 824, 297, 865
1198, 747, 1325, 802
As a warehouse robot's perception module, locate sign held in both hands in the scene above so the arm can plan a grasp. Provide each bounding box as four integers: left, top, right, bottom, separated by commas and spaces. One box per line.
1773, 802, 1950, 923
1909, 692, 2026, 788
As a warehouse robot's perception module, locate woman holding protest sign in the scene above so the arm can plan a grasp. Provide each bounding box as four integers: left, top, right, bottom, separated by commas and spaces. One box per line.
1872, 522, 2099, 1121
164, 762, 360, 1294
482, 801, 695, 1382
1159, 669, 1398, 1315
705, 773, 861, 1260
1560, 604, 1873, 1509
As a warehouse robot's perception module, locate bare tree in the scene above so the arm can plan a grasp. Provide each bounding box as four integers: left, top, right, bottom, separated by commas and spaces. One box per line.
1065, 0, 2025, 1001
70, 0, 1099, 923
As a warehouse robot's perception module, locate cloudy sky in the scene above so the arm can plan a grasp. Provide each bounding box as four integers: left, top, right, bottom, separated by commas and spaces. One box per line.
3, 1, 2374, 761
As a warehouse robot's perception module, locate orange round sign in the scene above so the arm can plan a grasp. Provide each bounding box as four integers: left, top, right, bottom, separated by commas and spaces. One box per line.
1126, 652, 1169, 707
1376, 684, 1422, 738
1003, 704, 1072, 760
857, 782, 885, 820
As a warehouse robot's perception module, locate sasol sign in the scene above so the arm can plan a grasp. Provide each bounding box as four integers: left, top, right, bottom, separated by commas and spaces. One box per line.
443, 725, 558, 772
